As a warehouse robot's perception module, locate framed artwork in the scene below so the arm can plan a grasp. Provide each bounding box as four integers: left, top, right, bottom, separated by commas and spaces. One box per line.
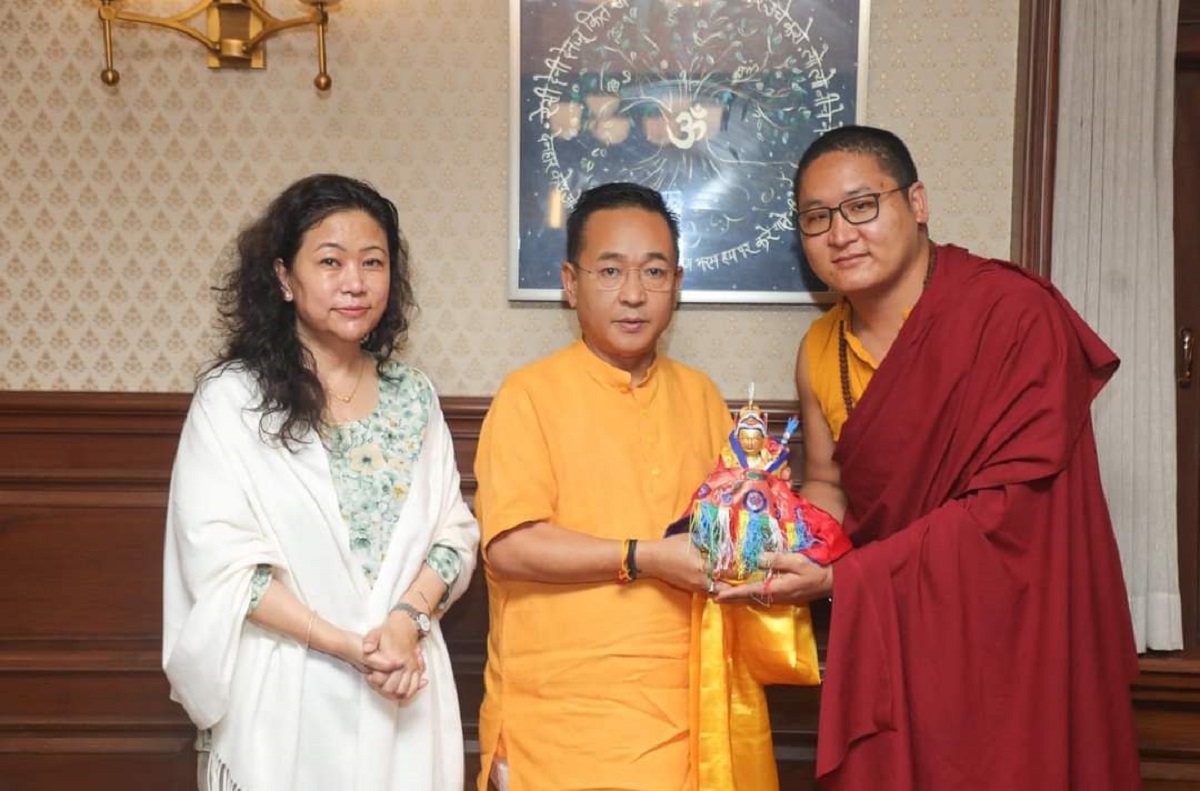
509, 0, 870, 303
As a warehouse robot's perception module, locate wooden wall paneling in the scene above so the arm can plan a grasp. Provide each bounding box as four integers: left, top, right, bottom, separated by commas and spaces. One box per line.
1135, 656, 1200, 785
0, 392, 817, 788
0, 394, 194, 791
0, 754, 195, 791
1, 506, 168, 637
3, 392, 1199, 788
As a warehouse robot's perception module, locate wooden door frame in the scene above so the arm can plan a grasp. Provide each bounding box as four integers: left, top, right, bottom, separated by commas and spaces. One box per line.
1177, 0, 1200, 649
1011, 0, 1059, 279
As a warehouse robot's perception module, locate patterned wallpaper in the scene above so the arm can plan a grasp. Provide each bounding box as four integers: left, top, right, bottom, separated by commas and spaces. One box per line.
0, 0, 1018, 397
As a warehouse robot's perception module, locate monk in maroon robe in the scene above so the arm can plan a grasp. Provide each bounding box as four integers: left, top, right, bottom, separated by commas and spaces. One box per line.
717, 125, 1142, 790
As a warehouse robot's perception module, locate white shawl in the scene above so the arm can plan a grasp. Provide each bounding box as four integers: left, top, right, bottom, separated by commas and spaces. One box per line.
162, 365, 479, 791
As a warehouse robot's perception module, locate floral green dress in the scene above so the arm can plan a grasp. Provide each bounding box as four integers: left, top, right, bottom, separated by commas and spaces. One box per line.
248, 360, 461, 609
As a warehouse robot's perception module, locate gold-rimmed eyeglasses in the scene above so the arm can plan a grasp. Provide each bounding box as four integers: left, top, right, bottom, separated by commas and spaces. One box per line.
572, 263, 677, 292
797, 183, 914, 237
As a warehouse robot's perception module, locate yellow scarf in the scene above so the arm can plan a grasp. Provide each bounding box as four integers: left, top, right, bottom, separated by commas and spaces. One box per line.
689, 596, 821, 790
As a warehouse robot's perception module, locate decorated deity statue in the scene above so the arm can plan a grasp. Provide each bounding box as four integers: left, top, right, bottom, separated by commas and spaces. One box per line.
665, 386, 852, 791
669, 390, 850, 582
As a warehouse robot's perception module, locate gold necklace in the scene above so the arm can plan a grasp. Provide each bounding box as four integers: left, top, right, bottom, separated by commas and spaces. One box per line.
326, 356, 367, 404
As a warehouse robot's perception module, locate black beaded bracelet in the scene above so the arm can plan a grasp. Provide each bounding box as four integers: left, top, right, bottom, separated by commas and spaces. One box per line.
626, 538, 640, 581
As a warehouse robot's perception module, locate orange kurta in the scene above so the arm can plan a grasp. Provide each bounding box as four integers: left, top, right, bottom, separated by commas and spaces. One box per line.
474, 340, 730, 791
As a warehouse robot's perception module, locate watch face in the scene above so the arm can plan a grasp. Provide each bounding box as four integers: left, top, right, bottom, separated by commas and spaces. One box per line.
396, 604, 431, 635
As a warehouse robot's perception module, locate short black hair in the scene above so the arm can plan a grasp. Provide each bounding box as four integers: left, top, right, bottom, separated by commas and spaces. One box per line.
794, 125, 920, 195
565, 182, 680, 264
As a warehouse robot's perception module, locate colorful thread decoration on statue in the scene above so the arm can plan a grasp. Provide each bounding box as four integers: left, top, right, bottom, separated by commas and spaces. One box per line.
667, 395, 851, 578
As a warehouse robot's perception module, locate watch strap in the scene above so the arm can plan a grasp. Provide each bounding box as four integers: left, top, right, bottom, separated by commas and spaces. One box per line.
391, 602, 431, 637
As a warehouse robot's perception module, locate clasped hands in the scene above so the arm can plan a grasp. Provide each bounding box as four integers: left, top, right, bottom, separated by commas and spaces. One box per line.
351, 611, 428, 704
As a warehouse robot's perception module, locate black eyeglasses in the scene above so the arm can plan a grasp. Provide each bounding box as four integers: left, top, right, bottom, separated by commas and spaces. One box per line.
796, 183, 913, 237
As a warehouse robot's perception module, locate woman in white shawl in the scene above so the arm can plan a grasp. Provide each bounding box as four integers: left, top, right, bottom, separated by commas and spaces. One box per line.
163, 174, 479, 791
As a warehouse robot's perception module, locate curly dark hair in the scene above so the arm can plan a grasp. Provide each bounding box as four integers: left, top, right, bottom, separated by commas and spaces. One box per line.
208, 173, 415, 448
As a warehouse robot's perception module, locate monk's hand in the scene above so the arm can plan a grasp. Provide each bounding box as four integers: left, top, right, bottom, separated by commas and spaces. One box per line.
639, 533, 713, 593
713, 552, 833, 605
363, 613, 427, 703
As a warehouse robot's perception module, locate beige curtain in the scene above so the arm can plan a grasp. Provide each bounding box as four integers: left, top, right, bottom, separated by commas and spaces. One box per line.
1051, 0, 1183, 650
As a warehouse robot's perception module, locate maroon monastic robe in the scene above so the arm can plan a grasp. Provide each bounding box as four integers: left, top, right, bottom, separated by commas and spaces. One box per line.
818, 245, 1142, 790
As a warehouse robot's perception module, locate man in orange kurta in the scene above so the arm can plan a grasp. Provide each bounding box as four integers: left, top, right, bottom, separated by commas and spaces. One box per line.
474, 183, 731, 791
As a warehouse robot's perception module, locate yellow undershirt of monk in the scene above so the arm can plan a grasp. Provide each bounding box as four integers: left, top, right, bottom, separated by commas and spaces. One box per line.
804, 298, 915, 442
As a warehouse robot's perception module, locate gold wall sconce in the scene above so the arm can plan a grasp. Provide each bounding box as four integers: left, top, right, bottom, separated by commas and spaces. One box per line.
96, 0, 342, 91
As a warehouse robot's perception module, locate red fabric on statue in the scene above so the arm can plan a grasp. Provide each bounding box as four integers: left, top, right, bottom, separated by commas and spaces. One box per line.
675, 445, 852, 575
818, 245, 1141, 790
